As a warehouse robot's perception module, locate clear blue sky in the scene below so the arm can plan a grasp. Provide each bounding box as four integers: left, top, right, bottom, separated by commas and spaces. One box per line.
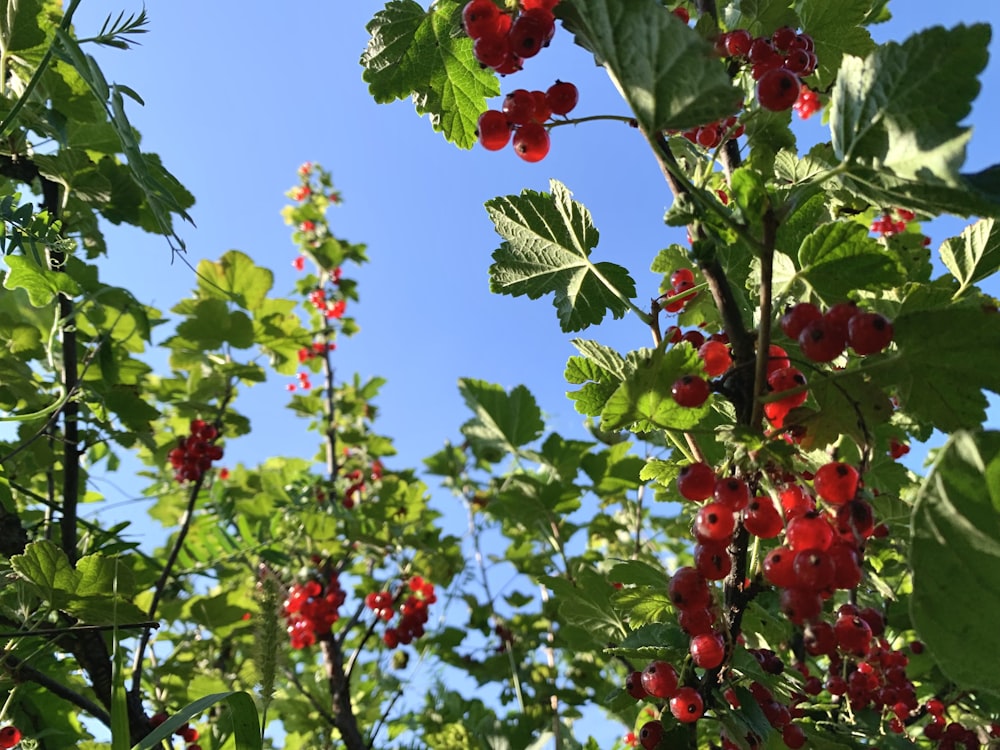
66, 1, 1000, 745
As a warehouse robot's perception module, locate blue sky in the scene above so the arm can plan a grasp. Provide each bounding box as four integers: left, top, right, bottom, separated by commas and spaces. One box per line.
64, 0, 1000, 745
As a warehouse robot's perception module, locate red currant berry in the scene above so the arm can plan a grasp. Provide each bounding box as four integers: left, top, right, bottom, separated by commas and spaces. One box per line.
638, 720, 664, 750
690, 632, 726, 669
529, 89, 552, 123
545, 80, 578, 115
477, 110, 511, 150
625, 670, 648, 700
743, 495, 783, 538
507, 7, 555, 59
813, 461, 859, 505
677, 461, 717, 501
780, 302, 822, 339
782, 723, 807, 749
512, 122, 550, 162
771, 26, 798, 51
779, 587, 823, 625
798, 318, 846, 362
670, 267, 695, 288
724, 28, 752, 57
670, 687, 705, 723
502, 89, 536, 125
694, 542, 732, 580
756, 67, 801, 111
640, 660, 679, 699
0, 727, 22, 749
713, 476, 750, 511
762, 546, 798, 588
672, 374, 711, 408
699, 340, 733, 377
786, 510, 834, 552
462, 0, 503, 39
669, 566, 712, 610
847, 311, 894, 355
792, 548, 835, 591
694, 502, 736, 543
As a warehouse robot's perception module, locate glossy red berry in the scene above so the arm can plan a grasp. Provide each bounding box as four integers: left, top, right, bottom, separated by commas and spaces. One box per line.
545, 80, 578, 115
512, 122, 550, 162
507, 7, 555, 59
640, 660, 679, 699
477, 110, 511, 150
670, 267, 695, 288
771, 26, 798, 51
786, 510, 834, 552
502, 89, 536, 125
813, 461, 860, 505
462, 0, 503, 39
690, 632, 726, 669
529, 89, 552, 123
677, 461, 717, 501
672, 374, 710, 407
762, 546, 797, 588
0, 727, 22, 749
639, 720, 665, 750
847, 312, 894, 355
724, 29, 752, 57
699, 340, 732, 377
625, 670, 648, 700
670, 686, 705, 723
694, 542, 732, 580
669, 566, 712, 610
694, 502, 736, 543
780, 302, 822, 339
743, 495, 783, 538
756, 67, 801, 111
798, 318, 846, 362
713, 476, 750, 511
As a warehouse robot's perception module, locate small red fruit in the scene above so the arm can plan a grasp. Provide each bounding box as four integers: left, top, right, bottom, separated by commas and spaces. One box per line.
477, 110, 511, 151
545, 80, 578, 115
670, 686, 705, 723
677, 462, 717, 501
0, 727, 22, 749
813, 461, 860, 505
640, 660, 679, 699
756, 67, 800, 111
847, 311, 894, 355
672, 374, 711, 407
690, 632, 726, 669
512, 122, 550, 162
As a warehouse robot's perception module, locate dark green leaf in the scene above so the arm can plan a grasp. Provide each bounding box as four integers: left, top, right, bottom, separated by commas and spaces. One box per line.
939, 218, 1000, 297
361, 0, 500, 149
488, 180, 636, 332
600, 344, 709, 432
459, 378, 544, 454
797, 0, 876, 90
910, 430, 1000, 693
560, 0, 741, 132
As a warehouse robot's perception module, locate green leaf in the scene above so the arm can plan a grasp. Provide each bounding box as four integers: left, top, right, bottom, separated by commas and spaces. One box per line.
910, 430, 1000, 693
790, 221, 904, 303
487, 180, 636, 333
458, 379, 544, 455
196, 250, 273, 311
876, 305, 1000, 432
939, 218, 1000, 297
796, 0, 875, 90
560, 0, 741, 132
10, 540, 78, 607
541, 569, 629, 643
361, 0, 500, 149
3, 254, 81, 306
132, 691, 261, 750
600, 344, 710, 432
722, 0, 799, 37
831, 25, 992, 210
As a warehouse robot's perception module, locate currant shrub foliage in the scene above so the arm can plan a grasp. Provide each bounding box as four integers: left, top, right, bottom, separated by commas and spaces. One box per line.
0, 0, 999, 750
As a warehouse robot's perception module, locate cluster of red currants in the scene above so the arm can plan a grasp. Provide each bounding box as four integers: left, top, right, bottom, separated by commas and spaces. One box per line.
462, 0, 560, 74
870, 207, 917, 237
167, 419, 224, 483
297, 339, 336, 365
793, 85, 821, 119
0, 726, 20, 749
476, 80, 579, 162
676, 113, 745, 151
658, 267, 700, 313
780, 299, 894, 363
149, 713, 202, 750
716, 26, 817, 112
283, 573, 347, 649
367, 575, 437, 649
